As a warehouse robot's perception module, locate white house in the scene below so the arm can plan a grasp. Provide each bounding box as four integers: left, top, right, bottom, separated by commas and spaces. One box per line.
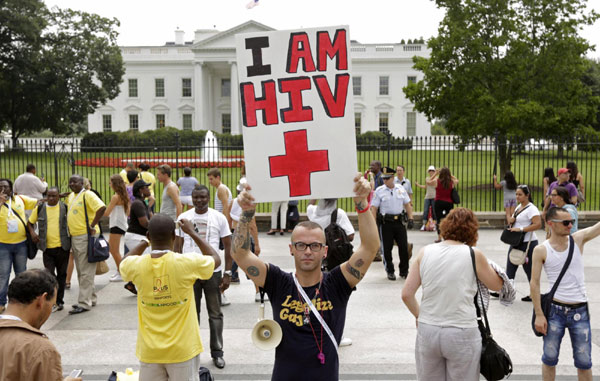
88, 20, 431, 137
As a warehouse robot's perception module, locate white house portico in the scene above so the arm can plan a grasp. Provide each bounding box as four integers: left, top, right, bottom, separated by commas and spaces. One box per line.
88, 20, 431, 137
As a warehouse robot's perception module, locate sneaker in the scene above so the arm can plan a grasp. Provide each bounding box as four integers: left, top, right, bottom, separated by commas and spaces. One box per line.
420, 225, 425, 231
521, 295, 532, 302
52, 304, 64, 313
373, 253, 383, 262
490, 292, 500, 298
220, 293, 231, 306
110, 272, 123, 282
340, 337, 353, 347
255, 292, 269, 302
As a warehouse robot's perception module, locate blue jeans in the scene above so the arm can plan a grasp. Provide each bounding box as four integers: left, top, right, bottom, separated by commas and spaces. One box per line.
542, 303, 592, 369
422, 198, 436, 223
0, 241, 28, 306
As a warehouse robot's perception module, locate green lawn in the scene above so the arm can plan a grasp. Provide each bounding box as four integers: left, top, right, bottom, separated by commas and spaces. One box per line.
1, 145, 598, 214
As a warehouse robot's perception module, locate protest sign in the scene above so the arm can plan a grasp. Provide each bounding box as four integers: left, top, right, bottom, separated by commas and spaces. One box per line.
235, 26, 357, 202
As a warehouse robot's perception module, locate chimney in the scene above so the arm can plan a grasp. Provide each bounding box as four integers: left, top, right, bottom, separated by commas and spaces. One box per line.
175, 28, 184, 45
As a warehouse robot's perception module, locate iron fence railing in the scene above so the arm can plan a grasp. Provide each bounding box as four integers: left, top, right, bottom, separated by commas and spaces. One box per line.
1, 135, 599, 215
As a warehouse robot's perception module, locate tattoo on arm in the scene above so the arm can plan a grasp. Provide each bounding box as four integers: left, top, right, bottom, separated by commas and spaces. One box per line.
247, 265, 260, 277
240, 209, 255, 222
355, 258, 364, 267
232, 216, 252, 251
345, 262, 363, 280
355, 200, 367, 210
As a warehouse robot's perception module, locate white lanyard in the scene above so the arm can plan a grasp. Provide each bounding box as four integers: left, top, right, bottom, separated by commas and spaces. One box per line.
6, 198, 13, 217
293, 273, 339, 355
68, 189, 86, 214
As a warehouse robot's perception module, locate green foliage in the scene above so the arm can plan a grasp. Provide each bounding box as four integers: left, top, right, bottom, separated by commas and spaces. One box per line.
403, 0, 600, 172
431, 120, 448, 135
583, 58, 600, 131
0, 0, 124, 143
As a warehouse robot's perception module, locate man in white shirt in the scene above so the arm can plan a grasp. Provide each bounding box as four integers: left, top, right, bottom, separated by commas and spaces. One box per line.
394, 165, 413, 206
174, 184, 232, 369
13, 164, 48, 201
531, 207, 600, 381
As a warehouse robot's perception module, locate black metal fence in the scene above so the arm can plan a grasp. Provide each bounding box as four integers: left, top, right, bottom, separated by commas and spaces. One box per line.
1, 135, 599, 215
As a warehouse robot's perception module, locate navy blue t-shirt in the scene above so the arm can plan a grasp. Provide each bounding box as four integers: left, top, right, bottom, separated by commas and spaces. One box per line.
263, 264, 353, 381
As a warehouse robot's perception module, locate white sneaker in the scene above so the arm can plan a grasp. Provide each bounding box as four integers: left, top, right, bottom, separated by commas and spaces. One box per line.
255, 292, 269, 302
420, 225, 425, 231
109, 273, 123, 282
340, 337, 352, 347
220, 293, 231, 306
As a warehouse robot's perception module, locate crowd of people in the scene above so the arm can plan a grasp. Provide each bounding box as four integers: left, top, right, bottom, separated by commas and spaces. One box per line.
0, 160, 597, 381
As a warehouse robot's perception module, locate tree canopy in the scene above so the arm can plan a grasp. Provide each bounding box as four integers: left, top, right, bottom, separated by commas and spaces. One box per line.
0, 0, 124, 144
404, 0, 599, 172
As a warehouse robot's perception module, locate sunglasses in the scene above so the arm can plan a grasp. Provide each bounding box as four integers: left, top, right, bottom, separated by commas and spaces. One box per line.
517, 184, 529, 191
292, 242, 325, 252
550, 219, 574, 226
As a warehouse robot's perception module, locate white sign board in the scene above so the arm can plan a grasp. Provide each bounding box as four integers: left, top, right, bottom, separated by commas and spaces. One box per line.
235, 26, 358, 203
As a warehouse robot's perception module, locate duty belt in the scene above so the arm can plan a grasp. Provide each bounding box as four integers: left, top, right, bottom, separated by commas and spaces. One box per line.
383, 213, 404, 223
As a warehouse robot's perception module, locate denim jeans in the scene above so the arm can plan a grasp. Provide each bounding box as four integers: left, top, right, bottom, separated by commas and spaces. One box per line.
0, 241, 28, 306
542, 303, 592, 369
422, 198, 436, 223
194, 271, 224, 358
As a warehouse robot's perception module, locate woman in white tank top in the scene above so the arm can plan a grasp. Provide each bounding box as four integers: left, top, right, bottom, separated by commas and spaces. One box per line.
402, 208, 505, 380
104, 175, 130, 282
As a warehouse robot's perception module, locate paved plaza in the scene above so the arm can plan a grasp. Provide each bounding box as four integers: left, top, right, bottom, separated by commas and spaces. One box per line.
30, 228, 600, 380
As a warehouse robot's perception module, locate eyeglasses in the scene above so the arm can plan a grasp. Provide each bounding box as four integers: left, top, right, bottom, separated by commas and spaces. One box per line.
292, 242, 325, 252
550, 219, 574, 226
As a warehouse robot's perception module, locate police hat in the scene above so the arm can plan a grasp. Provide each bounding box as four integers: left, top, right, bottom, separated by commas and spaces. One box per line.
381, 166, 395, 178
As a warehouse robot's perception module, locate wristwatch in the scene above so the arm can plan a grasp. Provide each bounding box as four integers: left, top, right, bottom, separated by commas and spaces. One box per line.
223, 270, 232, 277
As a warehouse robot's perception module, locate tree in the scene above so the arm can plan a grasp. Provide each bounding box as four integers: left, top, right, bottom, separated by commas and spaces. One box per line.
0, 0, 124, 147
404, 0, 599, 174
583, 58, 600, 131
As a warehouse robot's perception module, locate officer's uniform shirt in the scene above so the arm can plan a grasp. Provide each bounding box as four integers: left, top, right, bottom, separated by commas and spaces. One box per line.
394, 177, 413, 196
372, 183, 411, 215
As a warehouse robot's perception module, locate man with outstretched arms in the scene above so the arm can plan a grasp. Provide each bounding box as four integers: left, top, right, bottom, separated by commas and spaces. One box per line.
232, 173, 379, 381
531, 206, 600, 381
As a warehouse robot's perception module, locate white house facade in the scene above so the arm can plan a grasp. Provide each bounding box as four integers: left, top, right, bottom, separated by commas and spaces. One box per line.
88, 20, 431, 137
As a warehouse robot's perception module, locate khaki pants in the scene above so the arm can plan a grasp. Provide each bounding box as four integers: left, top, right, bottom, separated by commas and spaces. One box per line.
71, 234, 97, 310
140, 354, 200, 381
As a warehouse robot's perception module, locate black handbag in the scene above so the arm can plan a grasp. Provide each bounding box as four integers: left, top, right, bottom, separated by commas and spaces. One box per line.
83, 194, 110, 263
451, 187, 460, 204
470, 247, 513, 380
500, 204, 531, 246
531, 235, 574, 337
7, 202, 38, 260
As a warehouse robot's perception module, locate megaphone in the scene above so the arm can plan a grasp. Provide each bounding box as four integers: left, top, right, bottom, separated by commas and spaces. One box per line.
251, 302, 282, 350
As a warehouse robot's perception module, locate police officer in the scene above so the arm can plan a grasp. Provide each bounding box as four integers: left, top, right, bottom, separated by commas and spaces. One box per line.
371, 167, 413, 280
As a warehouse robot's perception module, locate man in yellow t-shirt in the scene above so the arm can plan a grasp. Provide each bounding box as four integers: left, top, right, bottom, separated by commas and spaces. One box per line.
65, 175, 106, 315
28, 187, 71, 312
120, 214, 220, 380
0, 178, 38, 313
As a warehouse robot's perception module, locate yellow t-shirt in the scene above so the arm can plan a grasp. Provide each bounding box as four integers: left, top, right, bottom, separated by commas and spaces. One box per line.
120, 251, 215, 364
119, 169, 129, 185
28, 204, 61, 249
66, 191, 105, 237
140, 171, 156, 197
0, 196, 37, 244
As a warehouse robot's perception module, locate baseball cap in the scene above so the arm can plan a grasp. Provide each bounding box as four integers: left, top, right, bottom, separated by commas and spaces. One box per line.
427, 165, 435, 171
381, 166, 395, 178
557, 168, 570, 176
132, 179, 152, 194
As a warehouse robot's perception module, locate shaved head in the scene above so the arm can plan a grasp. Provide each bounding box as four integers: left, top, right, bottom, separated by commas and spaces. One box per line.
148, 213, 176, 245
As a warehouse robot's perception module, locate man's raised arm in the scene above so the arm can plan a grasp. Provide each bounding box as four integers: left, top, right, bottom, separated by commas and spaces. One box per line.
573, 220, 600, 250
341, 173, 380, 288
231, 186, 268, 288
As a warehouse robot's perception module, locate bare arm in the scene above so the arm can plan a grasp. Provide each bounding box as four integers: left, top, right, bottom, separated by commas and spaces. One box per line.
404, 201, 413, 220
90, 206, 106, 234
493, 175, 502, 189
578, 174, 585, 197
220, 235, 232, 292
104, 194, 119, 217
414, 181, 426, 189
573, 220, 600, 250
341, 174, 380, 288
530, 244, 547, 335
249, 217, 261, 255
474, 248, 502, 291
451, 176, 459, 186
167, 184, 182, 217
402, 248, 424, 320
217, 186, 232, 227
231, 206, 269, 288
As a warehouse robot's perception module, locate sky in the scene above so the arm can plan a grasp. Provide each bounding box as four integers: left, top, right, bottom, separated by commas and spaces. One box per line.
46, 0, 600, 58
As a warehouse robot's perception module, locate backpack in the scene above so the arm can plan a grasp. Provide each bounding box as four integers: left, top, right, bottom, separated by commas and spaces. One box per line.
324, 209, 354, 270
199, 366, 214, 381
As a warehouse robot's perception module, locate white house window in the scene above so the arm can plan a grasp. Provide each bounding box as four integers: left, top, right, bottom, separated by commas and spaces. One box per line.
379, 112, 389, 133
156, 114, 165, 129
407, 112, 417, 136
407, 76, 417, 85
353, 76, 361, 96
222, 113, 231, 134
182, 114, 192, 130
182, 78, 192, 97
355, 112, 361, 134
379, 76, 389, 96
102, 115, 112, 132
221, 79, 231, 97
155, 78, 165, 97
129, 114, 139, 131
128, 79, 138, 97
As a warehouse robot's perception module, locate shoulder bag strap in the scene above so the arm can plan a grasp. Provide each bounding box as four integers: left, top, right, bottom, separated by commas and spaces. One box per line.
470, 247, 492, 336
83, 193, 90, 232
510, 204, 531, 227
547, 235, 575, 299
7, 203, 29, 231
331, 208, 338, 226
293, 274, 339, 355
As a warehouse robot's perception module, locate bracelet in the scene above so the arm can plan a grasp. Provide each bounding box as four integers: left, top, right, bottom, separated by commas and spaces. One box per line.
355, 200, 371, 214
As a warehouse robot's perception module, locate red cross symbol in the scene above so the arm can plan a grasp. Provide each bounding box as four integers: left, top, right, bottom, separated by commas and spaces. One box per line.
269, 129, 330, 197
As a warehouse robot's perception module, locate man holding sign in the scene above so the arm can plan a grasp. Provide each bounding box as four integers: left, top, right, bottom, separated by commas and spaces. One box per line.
231, 174, 379, 381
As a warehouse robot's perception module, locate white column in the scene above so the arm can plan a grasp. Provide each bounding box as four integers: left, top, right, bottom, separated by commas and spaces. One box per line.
230, 61, 240, 135
193, 61, 204, 130
204, 67, 211, 130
